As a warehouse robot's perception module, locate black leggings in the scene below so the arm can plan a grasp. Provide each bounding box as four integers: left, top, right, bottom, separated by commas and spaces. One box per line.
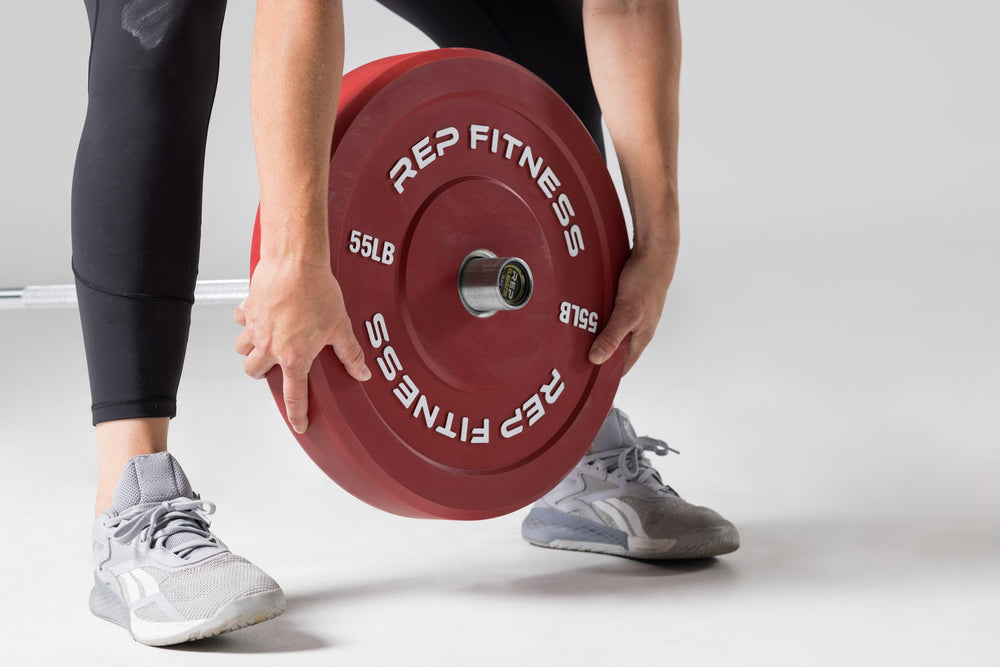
73, 0, 601, 425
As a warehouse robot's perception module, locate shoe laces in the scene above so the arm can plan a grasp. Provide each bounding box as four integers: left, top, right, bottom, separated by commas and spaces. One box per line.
104, 498, 219, 559
584, 437, 680, 487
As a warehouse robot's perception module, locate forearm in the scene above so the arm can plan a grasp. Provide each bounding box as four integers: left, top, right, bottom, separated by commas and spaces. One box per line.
583, 0, 681, 257
251, 0, 344, 266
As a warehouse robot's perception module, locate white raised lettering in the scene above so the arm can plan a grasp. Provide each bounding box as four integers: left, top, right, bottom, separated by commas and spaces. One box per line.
389, 157, 417, 194
538, 166, 560, 199
435, 126, 459, 156
377, 345, 402, 381
501, 409, 524, 438
413, 394, 440, 429
412, 136, 436, 170
381, 242, 396, 265
365, 313, 389, 349
524, 394, 545, 426
469, 124, 490, 150
564, 225, 585, 257
435, 412, 457, 439
471, 419, 490, 444
540, 369, 565, 405
501, 133, 523, 160
518, 145, 543, 179
552, 193, 575, 226
393, 374, 419, 409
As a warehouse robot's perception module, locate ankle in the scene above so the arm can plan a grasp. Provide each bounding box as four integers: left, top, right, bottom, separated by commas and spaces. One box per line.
95, 418, 170, 517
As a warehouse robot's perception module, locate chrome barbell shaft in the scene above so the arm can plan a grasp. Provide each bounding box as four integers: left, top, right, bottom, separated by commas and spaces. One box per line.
0, 279, 250, 310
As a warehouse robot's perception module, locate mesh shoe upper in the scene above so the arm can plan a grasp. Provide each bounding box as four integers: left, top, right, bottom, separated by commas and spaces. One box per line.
140, 552, 280, 621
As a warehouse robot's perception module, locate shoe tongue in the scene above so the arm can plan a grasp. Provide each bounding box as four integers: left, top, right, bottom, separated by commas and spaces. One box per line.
591, 408, 637, 453
112, 452, 193, 512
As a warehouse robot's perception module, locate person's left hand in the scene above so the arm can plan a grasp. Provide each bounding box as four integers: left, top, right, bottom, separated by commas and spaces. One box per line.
588, 243, 678, 375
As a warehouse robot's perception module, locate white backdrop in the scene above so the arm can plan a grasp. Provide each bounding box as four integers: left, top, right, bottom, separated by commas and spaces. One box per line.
0, 2, 997, 664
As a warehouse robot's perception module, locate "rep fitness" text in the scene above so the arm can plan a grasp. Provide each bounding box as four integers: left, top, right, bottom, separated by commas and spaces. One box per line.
388, 124, 585, 258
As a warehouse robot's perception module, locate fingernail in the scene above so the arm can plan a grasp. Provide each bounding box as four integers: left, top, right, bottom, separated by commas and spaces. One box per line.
589, 349, 607, 364
361, 365, 372, 381
294, 422, 307, 434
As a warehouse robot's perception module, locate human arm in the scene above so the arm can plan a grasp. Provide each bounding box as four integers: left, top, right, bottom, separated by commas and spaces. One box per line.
582, 0, 681, 374
235, 0, 369, 435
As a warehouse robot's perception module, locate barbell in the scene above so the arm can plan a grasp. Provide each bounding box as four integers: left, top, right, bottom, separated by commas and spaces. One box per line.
0, 280, 249, 309
3, 49, 630, 520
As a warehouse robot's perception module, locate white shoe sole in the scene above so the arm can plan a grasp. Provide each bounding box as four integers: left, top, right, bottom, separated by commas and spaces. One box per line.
91, 576, 286, 646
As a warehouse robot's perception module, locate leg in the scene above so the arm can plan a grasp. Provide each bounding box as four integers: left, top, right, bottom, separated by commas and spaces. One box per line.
374, 0, 604, 155
73, 0, 285, 645
72, 0, 226, 515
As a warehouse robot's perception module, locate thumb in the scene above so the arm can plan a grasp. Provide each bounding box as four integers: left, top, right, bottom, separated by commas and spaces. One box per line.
589, 302, 638, 365
330, 323, 372, 382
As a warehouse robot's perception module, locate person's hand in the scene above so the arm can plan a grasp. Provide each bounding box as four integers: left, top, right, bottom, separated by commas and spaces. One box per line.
234, 257, 370, 434
588, 243, 677, 375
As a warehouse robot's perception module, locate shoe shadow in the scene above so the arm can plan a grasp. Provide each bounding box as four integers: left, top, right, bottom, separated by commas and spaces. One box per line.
163, 546, 738, 652
282, 552, 736, 613
164, 616, 331, 654
461, 554, 738, 598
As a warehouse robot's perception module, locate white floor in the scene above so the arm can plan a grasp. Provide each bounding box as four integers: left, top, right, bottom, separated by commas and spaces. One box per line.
2, 218, 998, 666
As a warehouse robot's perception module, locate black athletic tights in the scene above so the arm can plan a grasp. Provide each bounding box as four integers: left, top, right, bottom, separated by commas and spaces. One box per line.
73, 0, 602, 425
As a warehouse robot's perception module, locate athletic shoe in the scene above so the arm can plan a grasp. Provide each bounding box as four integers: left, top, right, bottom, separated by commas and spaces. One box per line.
522, 409, 739, 559
89, 452, 285, 646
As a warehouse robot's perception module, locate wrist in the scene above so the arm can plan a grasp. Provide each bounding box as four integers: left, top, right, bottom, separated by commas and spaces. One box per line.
252, 204, 336, 274
631, 203, 679, 256
259, 247, 331, 270
631, 238, 678, 267
258, 194, 331, 267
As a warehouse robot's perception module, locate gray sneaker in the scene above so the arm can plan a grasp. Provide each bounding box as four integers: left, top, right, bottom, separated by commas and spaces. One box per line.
90, 452, 285, 646
522, 409, 739, 560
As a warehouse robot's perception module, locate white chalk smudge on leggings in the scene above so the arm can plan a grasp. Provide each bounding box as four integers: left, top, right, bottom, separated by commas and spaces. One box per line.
121, 0, 181, 50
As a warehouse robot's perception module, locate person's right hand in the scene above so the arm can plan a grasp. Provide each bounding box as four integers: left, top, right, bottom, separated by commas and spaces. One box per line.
234, 257, 371, 434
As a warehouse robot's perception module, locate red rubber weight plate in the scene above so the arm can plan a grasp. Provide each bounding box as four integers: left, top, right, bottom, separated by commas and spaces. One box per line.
251, 49, 628, 520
